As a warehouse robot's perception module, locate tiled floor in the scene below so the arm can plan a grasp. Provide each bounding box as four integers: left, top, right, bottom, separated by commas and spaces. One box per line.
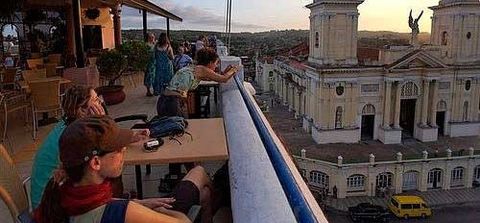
1, 78, 226, 222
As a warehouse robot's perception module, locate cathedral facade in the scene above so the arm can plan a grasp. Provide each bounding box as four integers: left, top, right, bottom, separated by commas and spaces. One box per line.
257, 0, 480, 145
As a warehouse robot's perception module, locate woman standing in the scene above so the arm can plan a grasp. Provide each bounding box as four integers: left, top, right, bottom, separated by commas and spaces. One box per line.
157, 47, 241, 118
153, 33, 175, 96
144, 33, 156, 96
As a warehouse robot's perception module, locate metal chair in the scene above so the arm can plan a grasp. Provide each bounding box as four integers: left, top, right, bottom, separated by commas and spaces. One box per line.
0, 91, 33, 144
1, 67, 19, 90
22, 69, 47, 83
29, 80, 61, 139
0, 144, 32, 223
45, 63, 58, 78
47, 54, 62, 65
26, 58, 44, 70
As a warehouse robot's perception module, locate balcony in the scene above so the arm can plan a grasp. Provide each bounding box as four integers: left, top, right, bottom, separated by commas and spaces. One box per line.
1, 38, 328, 222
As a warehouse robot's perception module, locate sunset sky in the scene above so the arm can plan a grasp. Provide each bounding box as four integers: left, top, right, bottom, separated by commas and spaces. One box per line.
122, 0, 441, 33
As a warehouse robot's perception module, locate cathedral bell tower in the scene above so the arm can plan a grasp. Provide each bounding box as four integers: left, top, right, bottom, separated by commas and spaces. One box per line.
430, 0, 480, 65
307, 0, 364, 67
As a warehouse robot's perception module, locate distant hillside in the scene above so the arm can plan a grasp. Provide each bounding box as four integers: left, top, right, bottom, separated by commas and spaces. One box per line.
122, 29, 431, 57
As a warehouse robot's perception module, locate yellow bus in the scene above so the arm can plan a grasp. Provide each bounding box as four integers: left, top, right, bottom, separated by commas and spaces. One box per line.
387, 195, 432, 219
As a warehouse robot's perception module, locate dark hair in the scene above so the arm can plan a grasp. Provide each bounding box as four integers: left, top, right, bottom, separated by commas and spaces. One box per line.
157, 32, 169, 47
35, 163, 88, 223
196, 47, 219, 66
61, 85, 94, 125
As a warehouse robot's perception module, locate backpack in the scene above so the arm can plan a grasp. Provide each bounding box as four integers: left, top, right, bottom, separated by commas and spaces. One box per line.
148, 116, 190, 142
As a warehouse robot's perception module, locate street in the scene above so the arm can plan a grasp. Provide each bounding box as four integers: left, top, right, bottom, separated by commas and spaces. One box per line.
324, 204, 480, 223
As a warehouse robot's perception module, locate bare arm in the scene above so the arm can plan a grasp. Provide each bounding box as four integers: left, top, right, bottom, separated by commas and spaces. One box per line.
168, 46, 175, 60
197, 65, 240, 83
126, 201, 191, 223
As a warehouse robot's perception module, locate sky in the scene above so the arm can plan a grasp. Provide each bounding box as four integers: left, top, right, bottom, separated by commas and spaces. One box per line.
121, 0, 441, 33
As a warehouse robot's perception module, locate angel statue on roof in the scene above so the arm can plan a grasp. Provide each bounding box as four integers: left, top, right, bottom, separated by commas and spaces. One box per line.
409, 9, 424, 46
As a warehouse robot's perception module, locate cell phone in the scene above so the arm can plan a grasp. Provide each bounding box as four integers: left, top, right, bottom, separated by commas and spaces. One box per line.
143, 138, 164, 152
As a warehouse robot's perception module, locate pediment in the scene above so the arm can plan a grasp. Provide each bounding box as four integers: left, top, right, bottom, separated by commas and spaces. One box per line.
387, 50, 448, 71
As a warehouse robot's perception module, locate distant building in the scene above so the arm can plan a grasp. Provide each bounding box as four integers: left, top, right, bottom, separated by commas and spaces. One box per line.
256, 0, 480, 198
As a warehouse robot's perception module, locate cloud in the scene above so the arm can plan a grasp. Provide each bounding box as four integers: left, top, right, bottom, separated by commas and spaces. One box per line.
121, 0, 267, 32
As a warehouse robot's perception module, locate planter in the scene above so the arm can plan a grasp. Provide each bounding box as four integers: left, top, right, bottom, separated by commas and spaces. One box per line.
96, 85, 126, 105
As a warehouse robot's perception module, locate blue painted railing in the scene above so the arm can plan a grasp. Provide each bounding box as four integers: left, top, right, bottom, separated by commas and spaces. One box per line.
233, 76, 318, 223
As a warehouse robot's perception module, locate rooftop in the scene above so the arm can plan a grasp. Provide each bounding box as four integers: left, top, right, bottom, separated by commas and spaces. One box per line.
256, 91, 480, 164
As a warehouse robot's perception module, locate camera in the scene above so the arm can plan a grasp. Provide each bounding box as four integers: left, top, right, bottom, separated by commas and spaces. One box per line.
143, 138, 164, 152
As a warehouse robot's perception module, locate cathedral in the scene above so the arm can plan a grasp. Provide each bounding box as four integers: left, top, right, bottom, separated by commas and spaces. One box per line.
257, 0, 480, 145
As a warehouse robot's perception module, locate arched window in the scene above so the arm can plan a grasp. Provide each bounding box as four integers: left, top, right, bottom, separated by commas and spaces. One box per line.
463, 101, 469, 121
441, 31, 448, 45
437, 100, 447, 112
474, 165, 480, 182
335, 106, 343, 129
1, 24, 19, 55
315, 32, 319, 48
401, 82, 419, 98
362, 104, 375, 115
309, 171, 329, 188
451, 166, 465, 187
465, 80, 471, 91
347, 174, 366, 191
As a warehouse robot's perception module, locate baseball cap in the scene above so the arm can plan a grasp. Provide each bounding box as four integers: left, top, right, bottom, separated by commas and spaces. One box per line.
59, 116, 134, 168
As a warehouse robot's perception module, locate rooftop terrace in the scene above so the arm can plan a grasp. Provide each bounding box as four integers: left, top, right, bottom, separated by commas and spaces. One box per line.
1, 45, 328, 222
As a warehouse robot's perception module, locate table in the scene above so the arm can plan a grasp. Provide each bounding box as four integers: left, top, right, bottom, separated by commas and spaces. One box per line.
18, 76, 72, 90
125, 118, 229, 198
199, 80, 220, 104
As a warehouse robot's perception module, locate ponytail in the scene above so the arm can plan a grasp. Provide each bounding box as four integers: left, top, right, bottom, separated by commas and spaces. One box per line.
34, 179, 68, 223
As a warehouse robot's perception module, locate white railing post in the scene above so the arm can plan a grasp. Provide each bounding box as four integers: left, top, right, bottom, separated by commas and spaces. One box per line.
422, 150, 428, 160
396, 152, 403, 162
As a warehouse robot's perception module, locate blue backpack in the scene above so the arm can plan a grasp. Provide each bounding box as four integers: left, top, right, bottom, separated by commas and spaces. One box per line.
149, 116, 190, 140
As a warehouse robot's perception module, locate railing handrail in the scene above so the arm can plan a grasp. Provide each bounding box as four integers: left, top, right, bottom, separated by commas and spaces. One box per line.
294, 154, 480, 167
233, 75, 320, 223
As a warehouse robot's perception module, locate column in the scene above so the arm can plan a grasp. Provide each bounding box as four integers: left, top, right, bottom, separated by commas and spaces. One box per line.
383, 81, 392, 128
421, 80, 430, 126
329, 84, 336, 128
345, 83, 351, 127
72, 0, 85, 67
142, 9, 148, 42
65, 1, 76, 66
393, 81, 402, 129
113, 5, 122, 48
430, 80, 439, 127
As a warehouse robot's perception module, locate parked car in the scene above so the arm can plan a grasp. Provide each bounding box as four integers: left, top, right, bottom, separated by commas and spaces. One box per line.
348, 202, 390, 222
387, 195, 432, 219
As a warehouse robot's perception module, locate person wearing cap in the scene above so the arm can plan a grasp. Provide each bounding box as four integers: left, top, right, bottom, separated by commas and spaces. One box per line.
30, 86, 149, 209
34, 116, 214, 223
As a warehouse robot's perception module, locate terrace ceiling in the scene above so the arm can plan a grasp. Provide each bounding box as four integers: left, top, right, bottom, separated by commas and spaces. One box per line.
24, 0, 182, 21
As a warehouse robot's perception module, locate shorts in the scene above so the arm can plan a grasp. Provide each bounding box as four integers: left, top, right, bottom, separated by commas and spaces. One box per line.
169, 180, 200, 215
156, 94, 187, 118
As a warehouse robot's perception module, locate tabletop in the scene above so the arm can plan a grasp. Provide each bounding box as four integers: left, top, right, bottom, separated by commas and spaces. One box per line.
18, 77, 72, 89
124, 118, 228, 165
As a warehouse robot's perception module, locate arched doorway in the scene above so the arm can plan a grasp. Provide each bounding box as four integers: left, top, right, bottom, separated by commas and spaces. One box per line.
376, 172, 393, 196
450, 166, 465, 188
400, 82, 419, 138
361, 104, 375, 140
1, 24, 19, 59
436, 100, 447, 136
402, 170, 419, 191
428, 168, 443, 189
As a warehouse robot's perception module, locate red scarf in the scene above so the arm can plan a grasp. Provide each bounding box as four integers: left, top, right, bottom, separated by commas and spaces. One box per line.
60, 180, 113, 216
